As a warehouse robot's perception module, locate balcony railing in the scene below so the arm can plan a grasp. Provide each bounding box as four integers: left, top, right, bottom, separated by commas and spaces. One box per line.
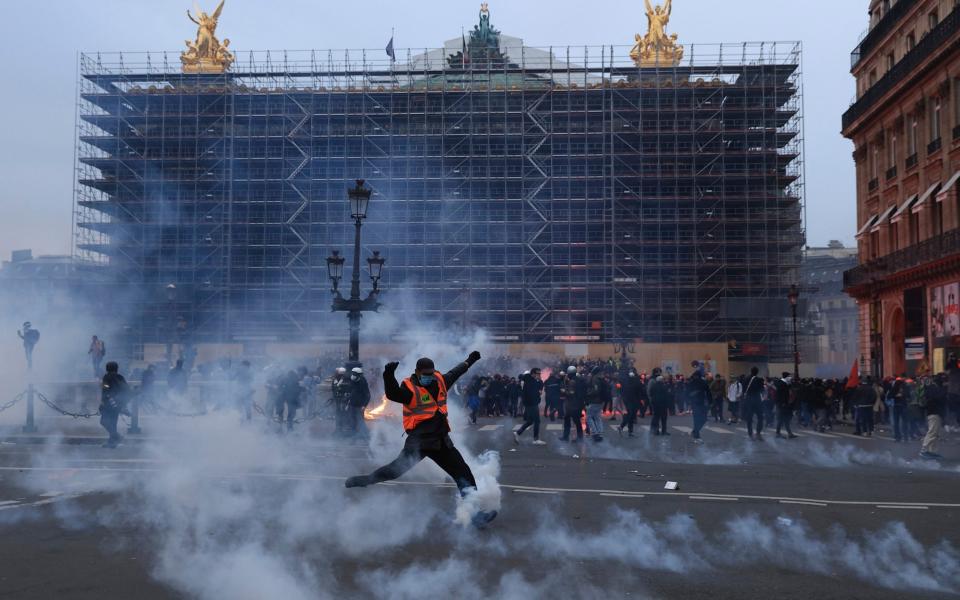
928, 138, 943, 154
843, 8, 960, 131
868, 177, 879, 192
885, 166, 897, 180
850, 0, 920, 69
906, 153, 919, 169
844, 228, 960, 289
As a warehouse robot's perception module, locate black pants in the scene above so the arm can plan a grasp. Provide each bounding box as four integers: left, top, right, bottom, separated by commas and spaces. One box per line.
711, 396, 724, 422
100, 409, 120, 444
621, 404, 639, 433
562, 408, 583, 440
743, 398, 764, 437
356, 436, 477, 495
692, 406, 707, 439
775, 407, 794, 435
651, 404, 668, 433
517, 404, 541, 439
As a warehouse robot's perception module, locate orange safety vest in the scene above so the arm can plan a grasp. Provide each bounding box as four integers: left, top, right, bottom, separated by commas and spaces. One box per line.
401, 373, 448, 432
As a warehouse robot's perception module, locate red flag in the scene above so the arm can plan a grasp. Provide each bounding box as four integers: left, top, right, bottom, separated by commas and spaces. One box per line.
845, 360, 860, 389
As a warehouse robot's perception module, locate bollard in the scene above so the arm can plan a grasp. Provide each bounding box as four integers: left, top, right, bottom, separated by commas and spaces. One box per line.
128, 393, 142, 434
22, 384, 37, 433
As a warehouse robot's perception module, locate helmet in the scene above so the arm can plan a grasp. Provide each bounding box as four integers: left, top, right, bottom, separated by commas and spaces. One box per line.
351, 367, 363, 374
336, 367, 347, 374
566, 366, 577, 375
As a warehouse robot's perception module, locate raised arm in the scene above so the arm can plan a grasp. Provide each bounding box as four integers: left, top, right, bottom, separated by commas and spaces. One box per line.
443, 351, 482, 387
665, 0, 672, 17
383, 362, 412, 404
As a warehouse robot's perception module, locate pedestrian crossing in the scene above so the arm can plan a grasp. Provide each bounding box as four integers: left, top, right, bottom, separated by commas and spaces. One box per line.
470, 420, 895, 442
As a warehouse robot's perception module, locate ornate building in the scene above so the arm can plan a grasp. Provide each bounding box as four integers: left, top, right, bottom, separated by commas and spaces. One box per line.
74, 4, 803, 358
844, 0, 960, 377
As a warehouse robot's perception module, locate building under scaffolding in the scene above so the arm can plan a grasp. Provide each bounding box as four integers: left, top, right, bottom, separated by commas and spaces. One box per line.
74, 11, 803, 358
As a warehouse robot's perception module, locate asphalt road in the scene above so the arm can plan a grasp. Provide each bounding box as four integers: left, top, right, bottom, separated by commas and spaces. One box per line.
0, 411, 958, 600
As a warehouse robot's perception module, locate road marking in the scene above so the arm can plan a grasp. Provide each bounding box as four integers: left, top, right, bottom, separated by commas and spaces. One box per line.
478, 425, 501, 431
0, 466, 952, 509
798, 430, 840, 439
779, 500, 827, 507
877, 505, 929, 510
672, 426, 692, 433
705, 426, 734, 435
545, 424, 563, 431
600, 492, 645, 498
689, 495, 738, 502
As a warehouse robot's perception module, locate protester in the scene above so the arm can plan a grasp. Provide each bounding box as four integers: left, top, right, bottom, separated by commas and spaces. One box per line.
514, 368, 546, 445
99, 361, 128, 448
88, 335, 106, 378
743, 367, 766, 441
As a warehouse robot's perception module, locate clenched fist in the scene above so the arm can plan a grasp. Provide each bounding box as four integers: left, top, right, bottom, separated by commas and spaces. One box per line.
384, 361, 400, 373
468, 350, 482, 364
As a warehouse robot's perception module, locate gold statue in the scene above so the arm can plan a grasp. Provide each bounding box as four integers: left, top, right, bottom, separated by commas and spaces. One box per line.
630, 0, 684, 67
181, 0, 234, 73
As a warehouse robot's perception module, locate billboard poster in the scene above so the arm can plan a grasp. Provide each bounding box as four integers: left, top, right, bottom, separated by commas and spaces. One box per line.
931, 286, 945, 338
904, 337, 926, 361
947, 283, 960, 336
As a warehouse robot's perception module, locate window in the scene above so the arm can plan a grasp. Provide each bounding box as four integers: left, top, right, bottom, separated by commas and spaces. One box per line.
909, 114, 919, 156
869, 70, 878, 87
871, 143, 879, 179
930, 10, 939, 30
930, 97, 942, 142
887, 52, 895, 71
888, 130, 898, 167
906, 32, 916, 51
934, 199, 944, 236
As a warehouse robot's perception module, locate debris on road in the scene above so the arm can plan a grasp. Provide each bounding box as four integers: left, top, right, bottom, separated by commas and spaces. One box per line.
664, 481, 679, 490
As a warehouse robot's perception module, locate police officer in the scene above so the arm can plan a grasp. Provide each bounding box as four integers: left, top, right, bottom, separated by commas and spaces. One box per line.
345, 351, 497, 527
330, 367, 350, 435
560, 366, 583, 442
346, 366, 371, 438
99, 361, 128, 448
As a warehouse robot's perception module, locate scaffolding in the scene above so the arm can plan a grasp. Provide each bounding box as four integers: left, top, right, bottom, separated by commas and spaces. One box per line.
73, 38, 804, 356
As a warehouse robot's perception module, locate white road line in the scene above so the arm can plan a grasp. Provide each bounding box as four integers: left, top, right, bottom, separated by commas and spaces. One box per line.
689, 495, 738, 502
672, 426, 692, 433
779, 500, 828, 507
513, 489, 558, 495
600, 492, 645, 498
545, 424, 563, 431
705, 426, 734, 435
877, 505, 929, 510
477, 425, 501, 431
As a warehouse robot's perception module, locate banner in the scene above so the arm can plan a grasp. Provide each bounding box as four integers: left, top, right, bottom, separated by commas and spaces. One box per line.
931, 286, 945, 338
946, 283, 960, 336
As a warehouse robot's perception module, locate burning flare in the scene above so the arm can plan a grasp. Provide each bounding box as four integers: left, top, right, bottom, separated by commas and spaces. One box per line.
364, 395, 391, 420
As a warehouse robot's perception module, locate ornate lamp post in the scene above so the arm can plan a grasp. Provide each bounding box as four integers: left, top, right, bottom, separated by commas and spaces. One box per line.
327, 180, 384, 367
788, 284, 800, 380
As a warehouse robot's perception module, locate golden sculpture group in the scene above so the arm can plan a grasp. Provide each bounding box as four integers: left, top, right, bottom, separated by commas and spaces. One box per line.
630, 0, 684, 67
181, 0, 234, 73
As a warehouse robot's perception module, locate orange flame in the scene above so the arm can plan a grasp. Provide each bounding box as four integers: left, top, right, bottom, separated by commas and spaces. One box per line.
364, 395, 391, 420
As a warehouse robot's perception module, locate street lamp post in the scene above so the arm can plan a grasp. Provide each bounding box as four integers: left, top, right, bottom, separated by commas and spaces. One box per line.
788, 284, 800, 380
327, 180, 385, 368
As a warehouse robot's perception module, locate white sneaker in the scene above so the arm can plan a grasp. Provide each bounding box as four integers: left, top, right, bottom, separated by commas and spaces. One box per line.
532, 439, 547, 445
513, 431, 520, 445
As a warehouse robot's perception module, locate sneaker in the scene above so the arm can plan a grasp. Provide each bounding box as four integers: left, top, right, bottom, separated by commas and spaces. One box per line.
344, 475, 370, 488
513, 431, 520, 445
471, 510, 498, 529
693, 438, 704, 445
532, 439, 547, 446
919, 451, 937, 460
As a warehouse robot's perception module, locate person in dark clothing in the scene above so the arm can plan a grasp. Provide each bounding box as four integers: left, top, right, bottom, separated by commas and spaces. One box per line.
99, 361, 128, 448
921, 376, 947, 459
235, 360, 254, 421
560, 367, 583, 442
743, 367, 766, 441
586, 367, 606, 441
276, 370, 302, 431
890, 377, 908, 442
515, 368, 546, 444
854, 377, 877, 436
345, 352, 497, 527
346, 367, 371, 438
649, 371, 671, 435
140, 364, 157, 408
618, 371, 643, 437
774, 372, 798, 439
687, 364, 711, 442
946, 354, 960, 429
544, 371, 563, 421
17, 322, 39, 370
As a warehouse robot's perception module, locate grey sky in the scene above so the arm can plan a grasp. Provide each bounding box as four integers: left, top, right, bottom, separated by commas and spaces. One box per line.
0, 0, 865, 260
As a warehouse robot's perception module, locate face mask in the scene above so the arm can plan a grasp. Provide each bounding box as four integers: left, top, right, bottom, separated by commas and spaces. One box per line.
351, 375, 358, 381
419, 374, 435, 385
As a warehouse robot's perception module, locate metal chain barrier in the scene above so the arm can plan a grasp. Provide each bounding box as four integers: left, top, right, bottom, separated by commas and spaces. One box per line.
36, 391, 101, 419
0, 392, 24, 414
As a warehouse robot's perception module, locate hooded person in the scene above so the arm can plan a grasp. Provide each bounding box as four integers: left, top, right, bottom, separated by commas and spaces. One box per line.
345, 351, 497, 527
346, 366, 371, 439
99, 361, 128, 448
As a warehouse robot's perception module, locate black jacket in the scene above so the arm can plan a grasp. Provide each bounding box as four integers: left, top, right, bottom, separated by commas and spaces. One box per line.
348, 375, 371, 407
521, 374, 544, 407
100, 372, 128, 413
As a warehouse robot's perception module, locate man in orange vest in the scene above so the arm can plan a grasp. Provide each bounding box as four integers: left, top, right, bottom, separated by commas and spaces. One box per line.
345, 351, 497, 526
